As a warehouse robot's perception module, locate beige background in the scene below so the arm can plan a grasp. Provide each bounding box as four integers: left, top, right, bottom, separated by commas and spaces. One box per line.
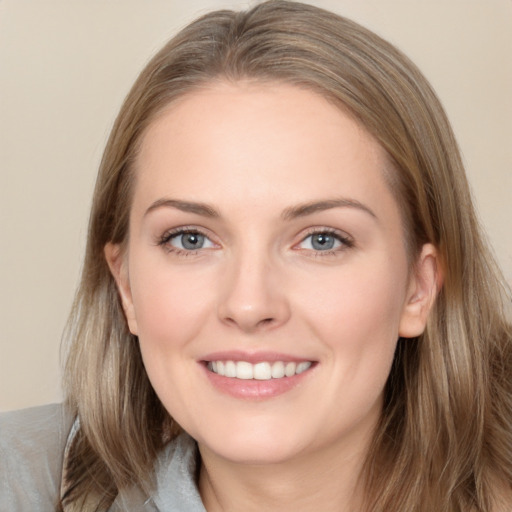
1, 0, 511, 412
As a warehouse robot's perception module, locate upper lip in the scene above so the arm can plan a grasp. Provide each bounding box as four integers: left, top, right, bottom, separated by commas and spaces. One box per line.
201, 350, 315, 364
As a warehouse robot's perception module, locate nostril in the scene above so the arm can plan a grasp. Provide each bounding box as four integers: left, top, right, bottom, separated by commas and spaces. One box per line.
222, 315, 277, 332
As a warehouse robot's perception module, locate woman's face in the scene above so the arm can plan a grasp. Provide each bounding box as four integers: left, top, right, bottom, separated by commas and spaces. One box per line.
107, 81, 436, 465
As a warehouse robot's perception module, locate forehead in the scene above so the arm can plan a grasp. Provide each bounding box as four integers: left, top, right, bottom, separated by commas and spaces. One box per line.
132, 81, 398, 222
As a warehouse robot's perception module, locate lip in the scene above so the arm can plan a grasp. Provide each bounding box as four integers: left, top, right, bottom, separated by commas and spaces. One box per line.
199, 351, 317, 400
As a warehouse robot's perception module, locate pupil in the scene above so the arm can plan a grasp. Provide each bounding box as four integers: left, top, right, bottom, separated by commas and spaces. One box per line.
182, 233, 204, 250
312, 233, 334, 250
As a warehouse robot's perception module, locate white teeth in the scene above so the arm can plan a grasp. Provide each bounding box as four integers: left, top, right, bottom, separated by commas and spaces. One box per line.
236, 361, 253, 379
271, 361, 285, 379
253, 362, 272, 380
296, 361, 312, 374
285, 362, 296, 377
208, 360, 313, 379
225, 360, 237, 377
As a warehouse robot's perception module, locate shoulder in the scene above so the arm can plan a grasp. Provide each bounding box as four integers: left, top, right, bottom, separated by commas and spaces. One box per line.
150, 433, 204, 511
0, 403, 74, 511
111, 432, 204, 511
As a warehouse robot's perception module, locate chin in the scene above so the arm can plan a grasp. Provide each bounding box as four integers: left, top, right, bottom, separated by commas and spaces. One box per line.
193, 417, 313, 465
206, 439, 303, 465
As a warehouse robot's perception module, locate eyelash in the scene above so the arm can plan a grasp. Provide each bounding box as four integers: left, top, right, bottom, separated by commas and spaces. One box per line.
156, 226, 215, 256
296, 228, 354, 257
156, 227, 354, 257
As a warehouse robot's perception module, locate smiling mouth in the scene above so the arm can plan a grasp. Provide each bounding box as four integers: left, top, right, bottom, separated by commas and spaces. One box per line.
206, 360, 313, 380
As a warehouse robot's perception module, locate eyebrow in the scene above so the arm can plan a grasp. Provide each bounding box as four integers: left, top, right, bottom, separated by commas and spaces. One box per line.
281, 198, 377, 221
145, 198, 220, 218
144, 197, 376, 221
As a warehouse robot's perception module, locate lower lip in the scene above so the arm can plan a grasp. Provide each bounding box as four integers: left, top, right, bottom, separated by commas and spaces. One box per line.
201, 363, 314, 400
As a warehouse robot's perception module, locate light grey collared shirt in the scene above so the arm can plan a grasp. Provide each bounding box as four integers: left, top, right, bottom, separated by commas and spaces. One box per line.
0, 404, 206, 511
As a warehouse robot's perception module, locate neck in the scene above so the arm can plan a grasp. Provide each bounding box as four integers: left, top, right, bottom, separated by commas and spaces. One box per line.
198, 429, 373, 512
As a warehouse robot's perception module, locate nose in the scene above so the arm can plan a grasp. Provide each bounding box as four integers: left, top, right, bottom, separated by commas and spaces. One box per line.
217, 249, 291, 333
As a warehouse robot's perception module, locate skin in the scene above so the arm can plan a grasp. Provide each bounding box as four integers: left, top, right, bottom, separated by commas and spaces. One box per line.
106, 81, 439, 511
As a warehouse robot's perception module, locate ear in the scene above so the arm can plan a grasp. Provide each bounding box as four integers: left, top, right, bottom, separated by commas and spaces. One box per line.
104, 242, 139, 335
398, 243, 443, 338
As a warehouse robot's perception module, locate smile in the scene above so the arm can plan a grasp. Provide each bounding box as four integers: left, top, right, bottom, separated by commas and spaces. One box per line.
207, 360, 312, 380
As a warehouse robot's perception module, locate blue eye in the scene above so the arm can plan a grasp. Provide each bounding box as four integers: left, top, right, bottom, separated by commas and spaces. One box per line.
298, 231, 351, 252
162, 230, 215, 252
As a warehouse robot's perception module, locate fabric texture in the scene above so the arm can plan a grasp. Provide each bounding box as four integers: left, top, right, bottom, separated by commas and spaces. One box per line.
0, 403, 206, 512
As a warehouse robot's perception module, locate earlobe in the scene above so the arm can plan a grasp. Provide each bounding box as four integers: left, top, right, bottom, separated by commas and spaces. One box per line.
398, 244, 443, 338
104, 242, 139, 335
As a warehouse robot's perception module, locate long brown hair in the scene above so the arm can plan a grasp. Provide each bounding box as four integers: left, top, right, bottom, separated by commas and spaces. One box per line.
61, 1, 512, 510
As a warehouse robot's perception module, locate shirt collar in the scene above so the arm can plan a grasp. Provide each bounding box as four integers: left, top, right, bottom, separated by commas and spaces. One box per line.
62, 420, 205, 512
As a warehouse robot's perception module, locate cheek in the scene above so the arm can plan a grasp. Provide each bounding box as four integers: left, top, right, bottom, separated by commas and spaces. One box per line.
297, 259, 407, 386
129, 256, 217, 351
127, 258, 220, 417
303, 259, 406, 336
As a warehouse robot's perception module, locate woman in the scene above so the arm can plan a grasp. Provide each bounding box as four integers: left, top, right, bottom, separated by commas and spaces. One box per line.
1, 1, 511, 511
